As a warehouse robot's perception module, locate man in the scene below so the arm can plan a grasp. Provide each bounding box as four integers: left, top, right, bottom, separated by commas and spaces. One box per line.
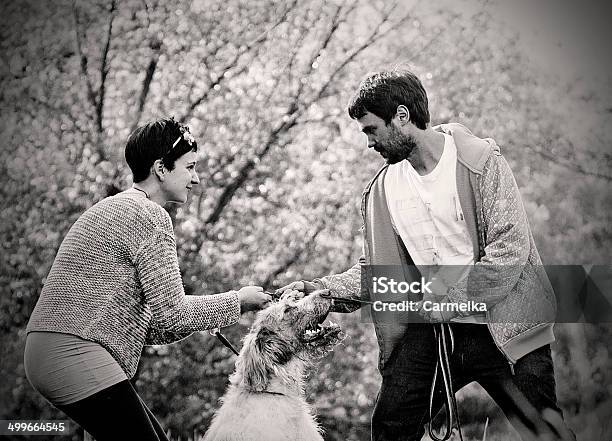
279, 71, 574, 440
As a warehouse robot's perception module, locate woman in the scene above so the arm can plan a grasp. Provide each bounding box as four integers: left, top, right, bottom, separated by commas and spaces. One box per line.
25, 118, 271, 440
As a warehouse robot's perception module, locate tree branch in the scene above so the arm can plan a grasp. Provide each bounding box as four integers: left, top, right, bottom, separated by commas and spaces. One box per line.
72, 0, 116, 162
96, 0, 116, 135
185, 43, 222, 107
315, 3, 345, 59
196, 152, 238, 218
199, 2, 353, 229
285, 13, 317, 84
261, 224, 325, 289
407, 10, 465, 68
204, 114, 299, 226
310, 1, 413, 105
72, 2, 97, 113
140, 0, 151, 28
180, 0, 298, 123
25, 94, 75, 119
291, 1, 346, 103
131, 38, 163, 133
523, 143, 612, 181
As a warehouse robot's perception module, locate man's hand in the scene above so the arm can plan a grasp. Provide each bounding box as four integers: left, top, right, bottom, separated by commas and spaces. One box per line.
274, 280, 324, 300
237, 286, 271, 313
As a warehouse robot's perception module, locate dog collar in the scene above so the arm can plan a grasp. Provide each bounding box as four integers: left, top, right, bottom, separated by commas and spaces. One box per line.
261, 390, 285, 396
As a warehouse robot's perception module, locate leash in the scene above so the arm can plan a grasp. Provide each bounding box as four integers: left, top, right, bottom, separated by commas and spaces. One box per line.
209, 328, 240, 356
318, 291, 375, 305
428, 323, 463, 441
209, 290, 279, 356
318, 291, 463, 439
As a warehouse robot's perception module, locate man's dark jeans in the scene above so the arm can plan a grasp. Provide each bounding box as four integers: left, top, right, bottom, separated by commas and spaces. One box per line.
371, 323, 568, 441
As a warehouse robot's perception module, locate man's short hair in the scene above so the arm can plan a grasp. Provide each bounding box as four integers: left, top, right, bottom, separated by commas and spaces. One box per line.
125, 118, 198, 183
347, 70, 430, 129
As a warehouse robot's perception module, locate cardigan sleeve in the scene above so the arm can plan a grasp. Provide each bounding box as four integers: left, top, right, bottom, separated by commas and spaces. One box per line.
144, 325, 194, 346
315, 255, 366, 313
448, 152, 530, 309
134, 230, 241, 333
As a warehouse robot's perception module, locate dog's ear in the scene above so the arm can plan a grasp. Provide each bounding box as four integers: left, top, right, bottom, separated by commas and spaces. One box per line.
239, 327, 294, 392
256, 327, 293, 365
239, 332, 269, 392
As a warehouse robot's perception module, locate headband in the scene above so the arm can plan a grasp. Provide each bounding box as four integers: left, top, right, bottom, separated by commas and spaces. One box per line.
171, 126, 195, 149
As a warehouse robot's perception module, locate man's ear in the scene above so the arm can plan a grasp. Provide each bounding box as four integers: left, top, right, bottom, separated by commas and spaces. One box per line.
152, 159, 166, 181
396, 105, 410, 125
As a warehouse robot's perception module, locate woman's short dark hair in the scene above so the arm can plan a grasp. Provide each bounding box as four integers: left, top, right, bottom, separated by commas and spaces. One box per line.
125, 118, 198, 183
347, 70, 430, 130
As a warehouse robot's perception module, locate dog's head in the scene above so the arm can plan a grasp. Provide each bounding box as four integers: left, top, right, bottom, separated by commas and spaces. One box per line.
235, 289, 345, 392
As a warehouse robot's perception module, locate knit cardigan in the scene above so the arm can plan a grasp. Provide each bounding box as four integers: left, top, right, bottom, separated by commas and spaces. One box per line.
317, 123, 556, 373
27, 189, 241, 378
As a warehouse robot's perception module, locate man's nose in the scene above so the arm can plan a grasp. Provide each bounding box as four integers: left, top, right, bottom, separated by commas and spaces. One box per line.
366, 135, 376, 148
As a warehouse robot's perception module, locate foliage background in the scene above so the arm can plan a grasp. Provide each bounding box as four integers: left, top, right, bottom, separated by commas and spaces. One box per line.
1, 0, 610, 439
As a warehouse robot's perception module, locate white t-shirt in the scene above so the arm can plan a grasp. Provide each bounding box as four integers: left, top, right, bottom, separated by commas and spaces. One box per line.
384, 134, 483, 322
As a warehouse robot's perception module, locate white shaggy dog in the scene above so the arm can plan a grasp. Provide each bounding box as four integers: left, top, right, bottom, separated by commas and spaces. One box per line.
203, 290, 345, 441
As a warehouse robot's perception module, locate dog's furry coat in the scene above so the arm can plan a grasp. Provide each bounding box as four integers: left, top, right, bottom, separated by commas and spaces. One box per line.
203, 290, 343, 441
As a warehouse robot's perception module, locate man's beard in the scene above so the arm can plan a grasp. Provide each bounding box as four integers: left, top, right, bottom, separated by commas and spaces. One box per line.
379, 127, 417, 164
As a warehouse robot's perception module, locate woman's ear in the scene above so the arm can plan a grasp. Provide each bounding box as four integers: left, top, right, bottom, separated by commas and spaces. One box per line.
152, 159, 166, 181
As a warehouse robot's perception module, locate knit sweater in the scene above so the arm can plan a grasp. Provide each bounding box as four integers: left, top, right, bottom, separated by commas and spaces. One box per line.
27, 189, 241, 378
316, 123, 556, 372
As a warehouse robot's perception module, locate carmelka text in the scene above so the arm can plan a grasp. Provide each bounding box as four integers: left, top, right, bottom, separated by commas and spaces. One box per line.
372, 300, 487, 313
372, 277, 433, 294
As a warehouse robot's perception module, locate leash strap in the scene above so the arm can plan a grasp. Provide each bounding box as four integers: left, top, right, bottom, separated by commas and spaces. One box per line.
209, 328, 240, 356
210, 290, 277, 356
318, 291, 375, 305
320, 292, 463, 440
428, 323, 463, 441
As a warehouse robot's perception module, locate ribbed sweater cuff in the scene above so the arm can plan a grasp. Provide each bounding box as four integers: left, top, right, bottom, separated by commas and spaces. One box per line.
210, 291, 241, 328
187, 290, 241, 330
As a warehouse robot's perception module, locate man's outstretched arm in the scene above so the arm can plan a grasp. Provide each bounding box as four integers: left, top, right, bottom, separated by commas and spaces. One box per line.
277, 256, 365, 313
315, 257, 364, 313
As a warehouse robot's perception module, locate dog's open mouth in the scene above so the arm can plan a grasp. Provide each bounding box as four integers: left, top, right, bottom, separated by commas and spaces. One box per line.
302, 320, 341, 343
300, 318, 345, 359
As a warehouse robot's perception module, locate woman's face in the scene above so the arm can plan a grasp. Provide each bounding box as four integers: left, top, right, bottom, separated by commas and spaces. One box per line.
161, 151, 200, 204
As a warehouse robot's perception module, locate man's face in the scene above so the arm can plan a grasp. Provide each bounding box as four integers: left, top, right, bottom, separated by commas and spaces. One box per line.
161, 150, 200, 204
357, 112, 416, 164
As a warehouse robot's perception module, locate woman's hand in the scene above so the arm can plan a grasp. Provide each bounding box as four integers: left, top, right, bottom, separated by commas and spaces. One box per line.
237, 286, 271, 313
